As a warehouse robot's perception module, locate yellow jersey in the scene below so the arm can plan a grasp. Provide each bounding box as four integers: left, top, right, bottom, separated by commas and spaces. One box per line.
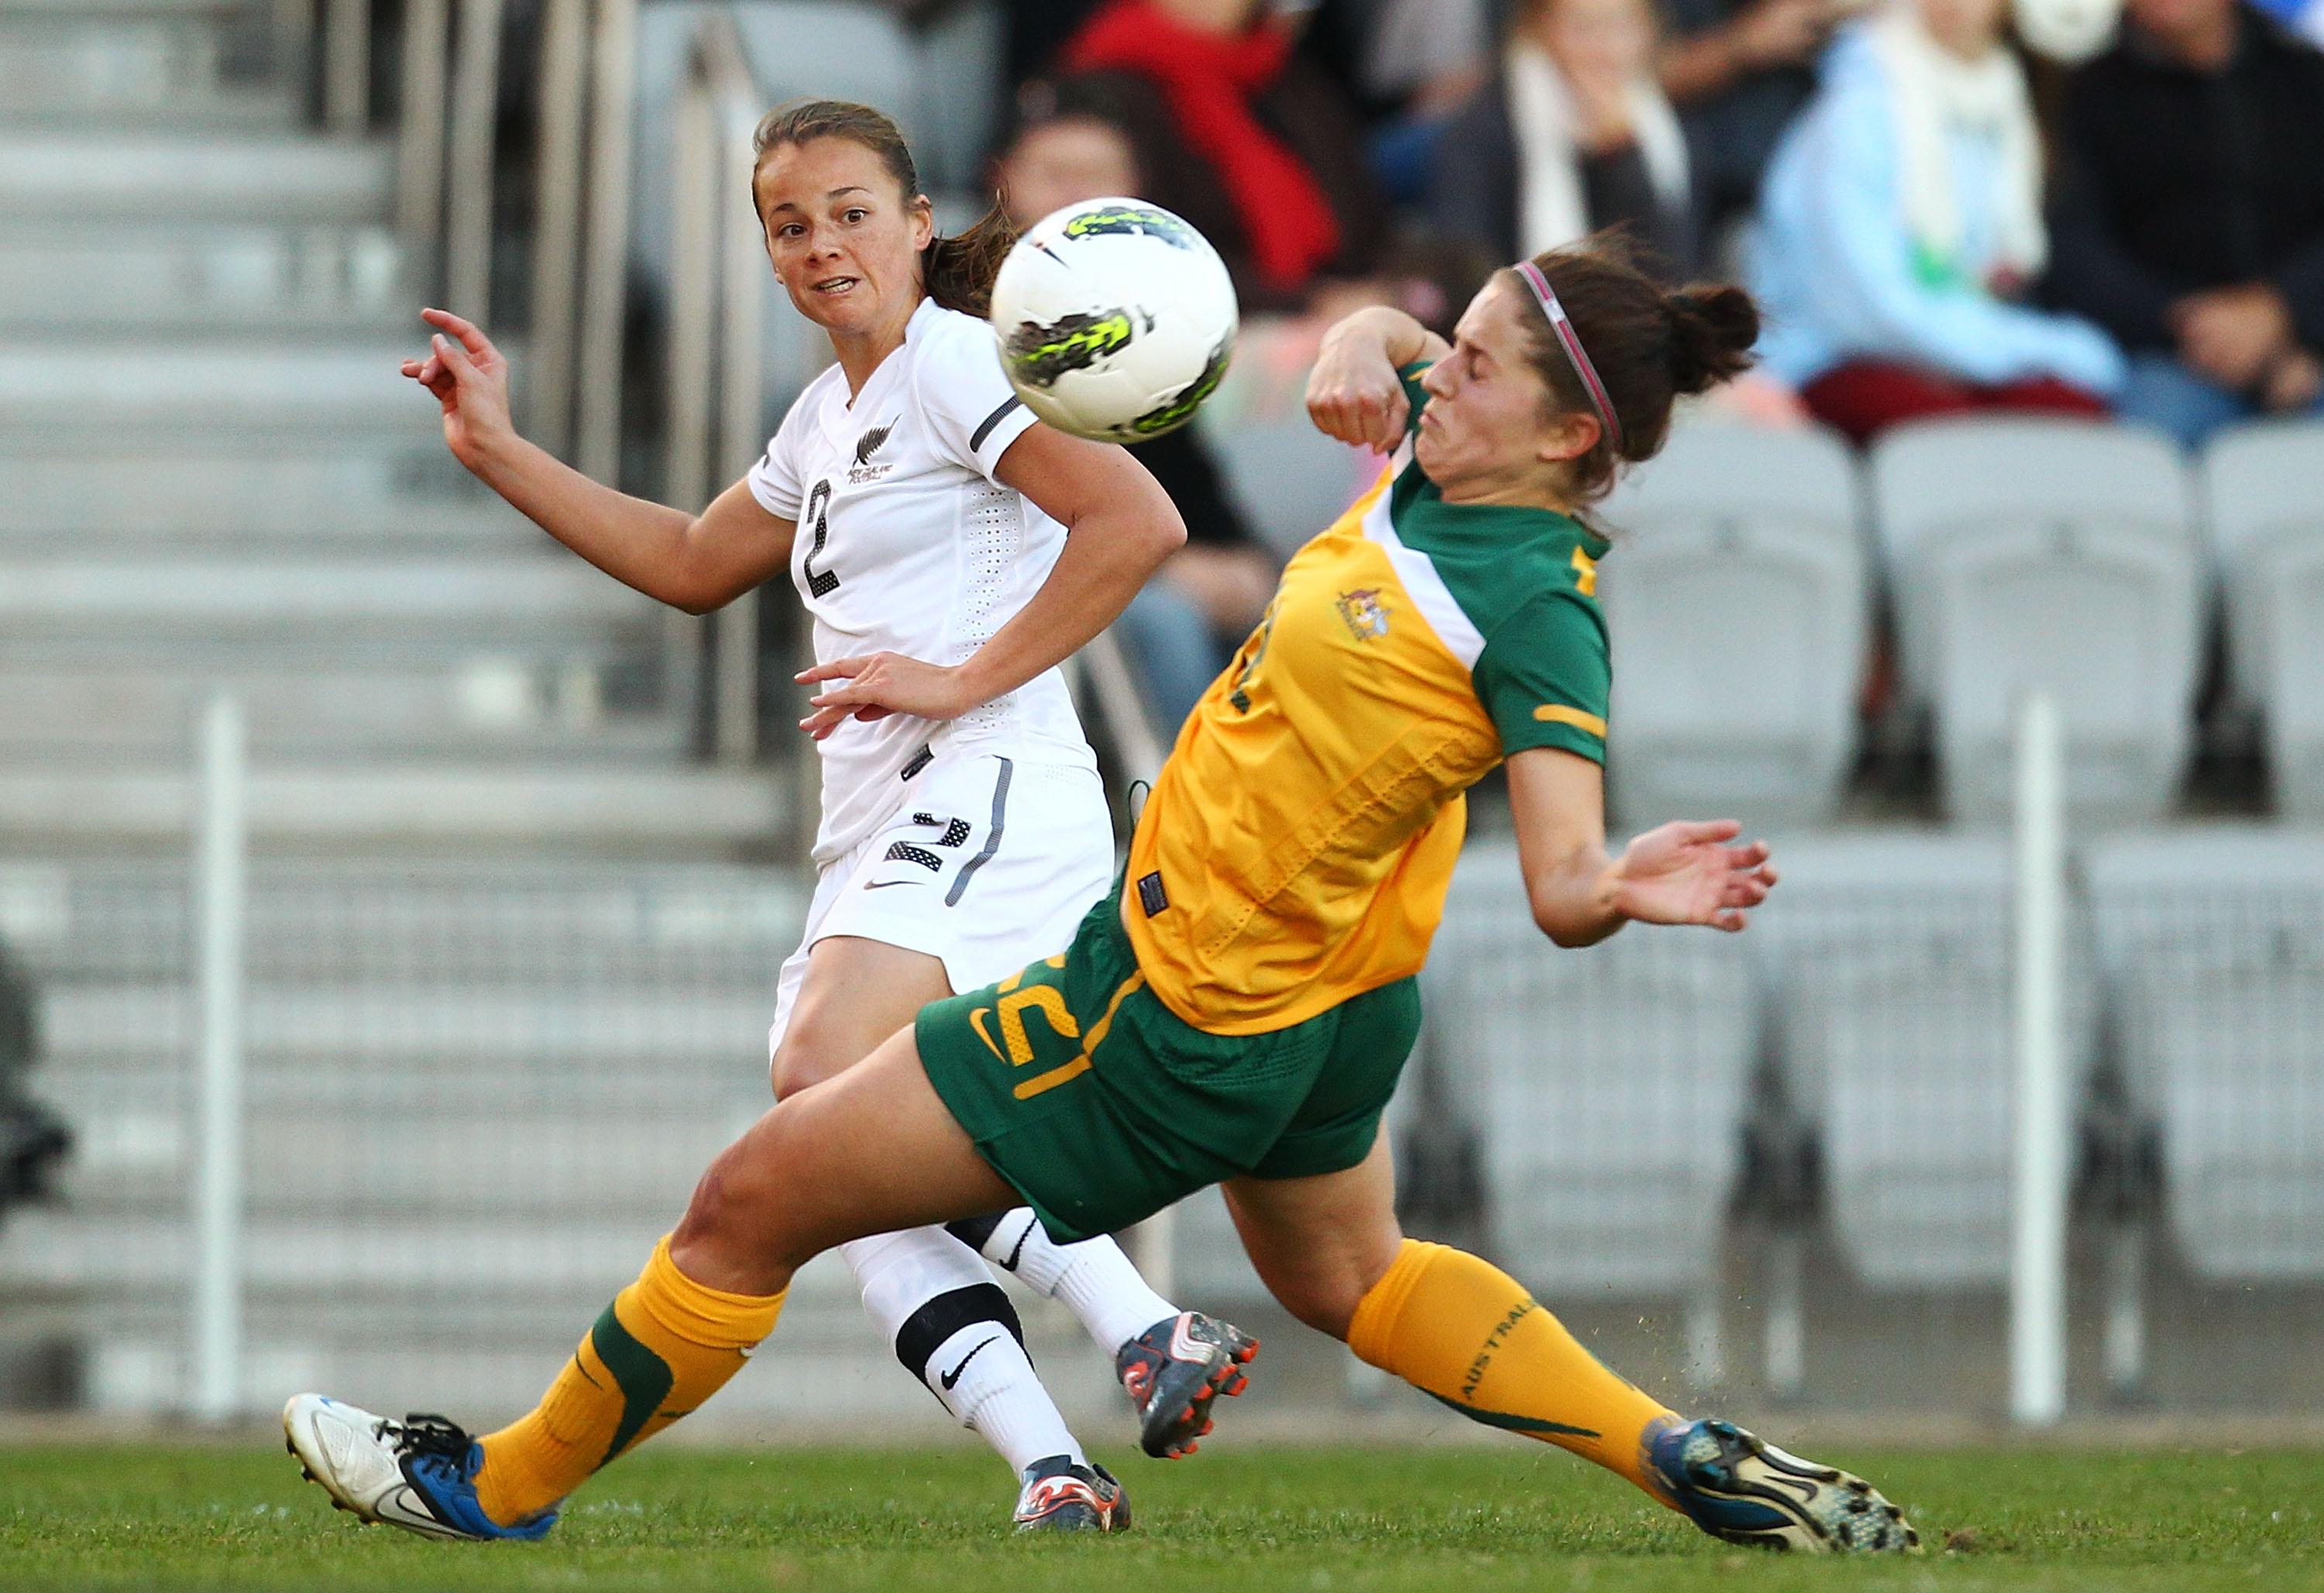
1123, 367, 1613, 1035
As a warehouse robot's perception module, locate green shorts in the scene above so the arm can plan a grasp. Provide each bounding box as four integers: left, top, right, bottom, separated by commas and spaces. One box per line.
916, 879, 1423, 1244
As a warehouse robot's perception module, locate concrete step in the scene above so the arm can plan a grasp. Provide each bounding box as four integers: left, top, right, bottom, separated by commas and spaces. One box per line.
0, 668, 691, 761
0, 552, 662, 644
0, 223, 410, 333
0, 132, 390, 223
0, 335, 456, 435
0, 445, 513, 541
0, 859, 806, 981
0, 764, 787, 848
0, 0, 260, 15
0, 12, 232, 116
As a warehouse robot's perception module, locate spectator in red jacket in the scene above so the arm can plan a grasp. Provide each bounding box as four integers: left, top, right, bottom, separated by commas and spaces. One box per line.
1063, 0, 1391, 309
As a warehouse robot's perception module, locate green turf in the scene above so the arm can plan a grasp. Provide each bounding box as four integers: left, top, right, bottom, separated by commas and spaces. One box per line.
0, 1441, 2317, 1591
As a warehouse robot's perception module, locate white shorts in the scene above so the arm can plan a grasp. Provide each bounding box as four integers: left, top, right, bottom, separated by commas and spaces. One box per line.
766, 751, 1115, 1059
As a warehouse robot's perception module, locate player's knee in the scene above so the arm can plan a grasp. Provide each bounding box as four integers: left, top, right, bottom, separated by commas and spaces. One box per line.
680, 1136, 799, 1262
1257, 1264, 1370, 1342
768, 1013, 854, 1100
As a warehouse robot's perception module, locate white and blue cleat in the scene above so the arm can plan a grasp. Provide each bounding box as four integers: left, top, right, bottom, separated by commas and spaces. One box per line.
283, 1393, 558, 1542
1648, 1417, 1920, 1553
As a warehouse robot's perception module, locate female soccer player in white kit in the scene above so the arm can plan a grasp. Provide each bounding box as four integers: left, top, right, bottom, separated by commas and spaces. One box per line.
389, 98, 1254, 1531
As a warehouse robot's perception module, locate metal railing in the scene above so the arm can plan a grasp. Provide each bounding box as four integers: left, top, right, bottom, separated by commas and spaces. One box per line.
667, 12, 768, 767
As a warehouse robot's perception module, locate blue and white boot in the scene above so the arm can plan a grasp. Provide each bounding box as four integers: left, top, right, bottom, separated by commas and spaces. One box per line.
284, 1394, 558, 1542
1648, 1417, 1919, 1553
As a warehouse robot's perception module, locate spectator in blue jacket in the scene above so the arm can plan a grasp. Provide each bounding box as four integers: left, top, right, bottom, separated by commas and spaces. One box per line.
1747, 0, 2126, 442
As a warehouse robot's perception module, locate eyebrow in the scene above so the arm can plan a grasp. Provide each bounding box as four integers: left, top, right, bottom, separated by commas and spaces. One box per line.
767, 185, 873, 215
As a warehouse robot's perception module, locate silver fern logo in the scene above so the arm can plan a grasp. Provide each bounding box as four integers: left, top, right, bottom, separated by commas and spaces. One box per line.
848, 415, 902, 483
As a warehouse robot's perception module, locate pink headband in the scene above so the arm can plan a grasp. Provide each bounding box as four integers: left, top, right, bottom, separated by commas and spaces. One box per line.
1513, 259, 1623, 456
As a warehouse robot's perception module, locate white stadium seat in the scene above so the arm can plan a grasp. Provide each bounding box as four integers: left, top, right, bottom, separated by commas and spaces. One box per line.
1428, 841, 1755, 1299
2085, 829, 2324, 1282
1870, 417, 2203, 824
2201, 419, 2324, 818
1757, 833, 2096, 1289
1596, 418, 1868, 832
1202, 414, 1375, 562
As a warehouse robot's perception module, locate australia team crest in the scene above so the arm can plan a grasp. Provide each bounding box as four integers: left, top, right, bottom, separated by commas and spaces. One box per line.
1334, 587, 1392, 641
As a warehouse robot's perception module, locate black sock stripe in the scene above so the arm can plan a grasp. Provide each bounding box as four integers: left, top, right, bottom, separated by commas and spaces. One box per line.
945, 1213, 1005, 1254
893, 1282, 1025, 1379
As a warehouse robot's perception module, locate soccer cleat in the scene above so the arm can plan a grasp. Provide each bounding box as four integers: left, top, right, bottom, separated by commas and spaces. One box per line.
1647, 1417, 1920, 1553
283, 1393, 557, 1542
1012, 1454, 1132, 1532
1114, 1311, 1259, 1460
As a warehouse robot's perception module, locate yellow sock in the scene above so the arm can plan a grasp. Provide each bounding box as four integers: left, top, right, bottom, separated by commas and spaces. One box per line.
473, 1237, 785, 1525
1347, 1239, 1679, 1503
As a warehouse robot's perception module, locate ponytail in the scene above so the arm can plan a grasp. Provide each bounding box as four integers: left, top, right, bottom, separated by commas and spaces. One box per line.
1661, 284, 1759, 397
922, 201, 1019, 318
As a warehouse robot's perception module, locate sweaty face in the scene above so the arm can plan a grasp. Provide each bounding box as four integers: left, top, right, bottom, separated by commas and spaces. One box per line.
1415, 278, 1586, 500
755, 136, 933, 338
996, 118, 1141, 230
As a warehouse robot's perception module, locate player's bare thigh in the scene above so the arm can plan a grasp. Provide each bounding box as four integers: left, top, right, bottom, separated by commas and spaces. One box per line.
1222, 1130, 1405, 1341
770, 934, 952, 1098
675, 1024, 1018, 1295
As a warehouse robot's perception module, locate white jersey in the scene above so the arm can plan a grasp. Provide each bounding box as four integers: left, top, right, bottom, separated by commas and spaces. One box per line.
748, 298, 1098, 864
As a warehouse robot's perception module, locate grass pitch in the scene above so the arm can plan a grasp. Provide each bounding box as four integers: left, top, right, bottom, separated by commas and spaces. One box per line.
1, 1440, 2317, 1591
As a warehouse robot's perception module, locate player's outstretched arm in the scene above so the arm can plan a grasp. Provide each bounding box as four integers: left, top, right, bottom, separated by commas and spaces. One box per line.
402, 308, 795, 614
1505, 747, 1777, 946
1305, 305, 1452, 451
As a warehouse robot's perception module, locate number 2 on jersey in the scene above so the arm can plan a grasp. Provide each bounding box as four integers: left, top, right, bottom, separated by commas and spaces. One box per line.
802, 479, 839, 597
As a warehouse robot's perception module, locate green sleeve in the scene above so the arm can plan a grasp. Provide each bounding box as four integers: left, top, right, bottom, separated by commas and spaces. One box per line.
1396, 362, 1432, 439
1473, 591, 1612, 764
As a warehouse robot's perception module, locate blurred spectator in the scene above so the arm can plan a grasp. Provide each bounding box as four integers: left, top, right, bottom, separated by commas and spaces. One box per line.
2248, 0, 2324, 38
1658, 0, 1841, 230
1300, 0, 1493, 122
2045, 0, 2324, 447
1428, 0, 1702, 276
1001, 0, 1107, 80
1062, 0, 1391, 308
992, 77, 1280, 729
1747, 0, 2126, 442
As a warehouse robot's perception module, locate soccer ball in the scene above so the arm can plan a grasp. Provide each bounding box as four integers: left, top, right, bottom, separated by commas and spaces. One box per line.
988, 198, 1238, 445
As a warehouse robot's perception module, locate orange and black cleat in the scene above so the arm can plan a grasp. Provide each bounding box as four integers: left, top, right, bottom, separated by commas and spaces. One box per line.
1114, 1311, 1258, 1459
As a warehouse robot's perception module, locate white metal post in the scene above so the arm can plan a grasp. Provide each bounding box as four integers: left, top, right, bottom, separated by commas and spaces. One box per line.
193, 693, 249, 1423
2010, 690, 2068, 1426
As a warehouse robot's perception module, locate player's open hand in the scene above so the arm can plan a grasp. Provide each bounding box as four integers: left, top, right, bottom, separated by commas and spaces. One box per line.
1609, 820, 1777, 932
796, 652, 975, 741
401, 307, 515, 474
1306, 330, 1411, 452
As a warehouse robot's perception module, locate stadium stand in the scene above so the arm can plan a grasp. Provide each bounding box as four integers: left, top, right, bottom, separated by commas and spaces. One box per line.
0, 0, 778, 848
2201, 418, 2324, 818
1595, 418, 1868, 832
1202, 414, 1371, 563
1868, 416, 2203, 824
1757, 833, 2097, 1289
1429, 841, 1756, 1324
2085, 829, 2324, 1283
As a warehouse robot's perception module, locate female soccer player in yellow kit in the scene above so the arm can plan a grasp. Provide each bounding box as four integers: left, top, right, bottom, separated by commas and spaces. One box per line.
287, 238, 1918, 1555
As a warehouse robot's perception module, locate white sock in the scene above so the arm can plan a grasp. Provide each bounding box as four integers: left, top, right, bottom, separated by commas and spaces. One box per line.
949, 1209, 1177, 1357
842, 1225, 1084, 1475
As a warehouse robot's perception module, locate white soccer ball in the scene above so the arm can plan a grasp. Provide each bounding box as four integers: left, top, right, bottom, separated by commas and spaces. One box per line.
988, 198, 1238, 445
